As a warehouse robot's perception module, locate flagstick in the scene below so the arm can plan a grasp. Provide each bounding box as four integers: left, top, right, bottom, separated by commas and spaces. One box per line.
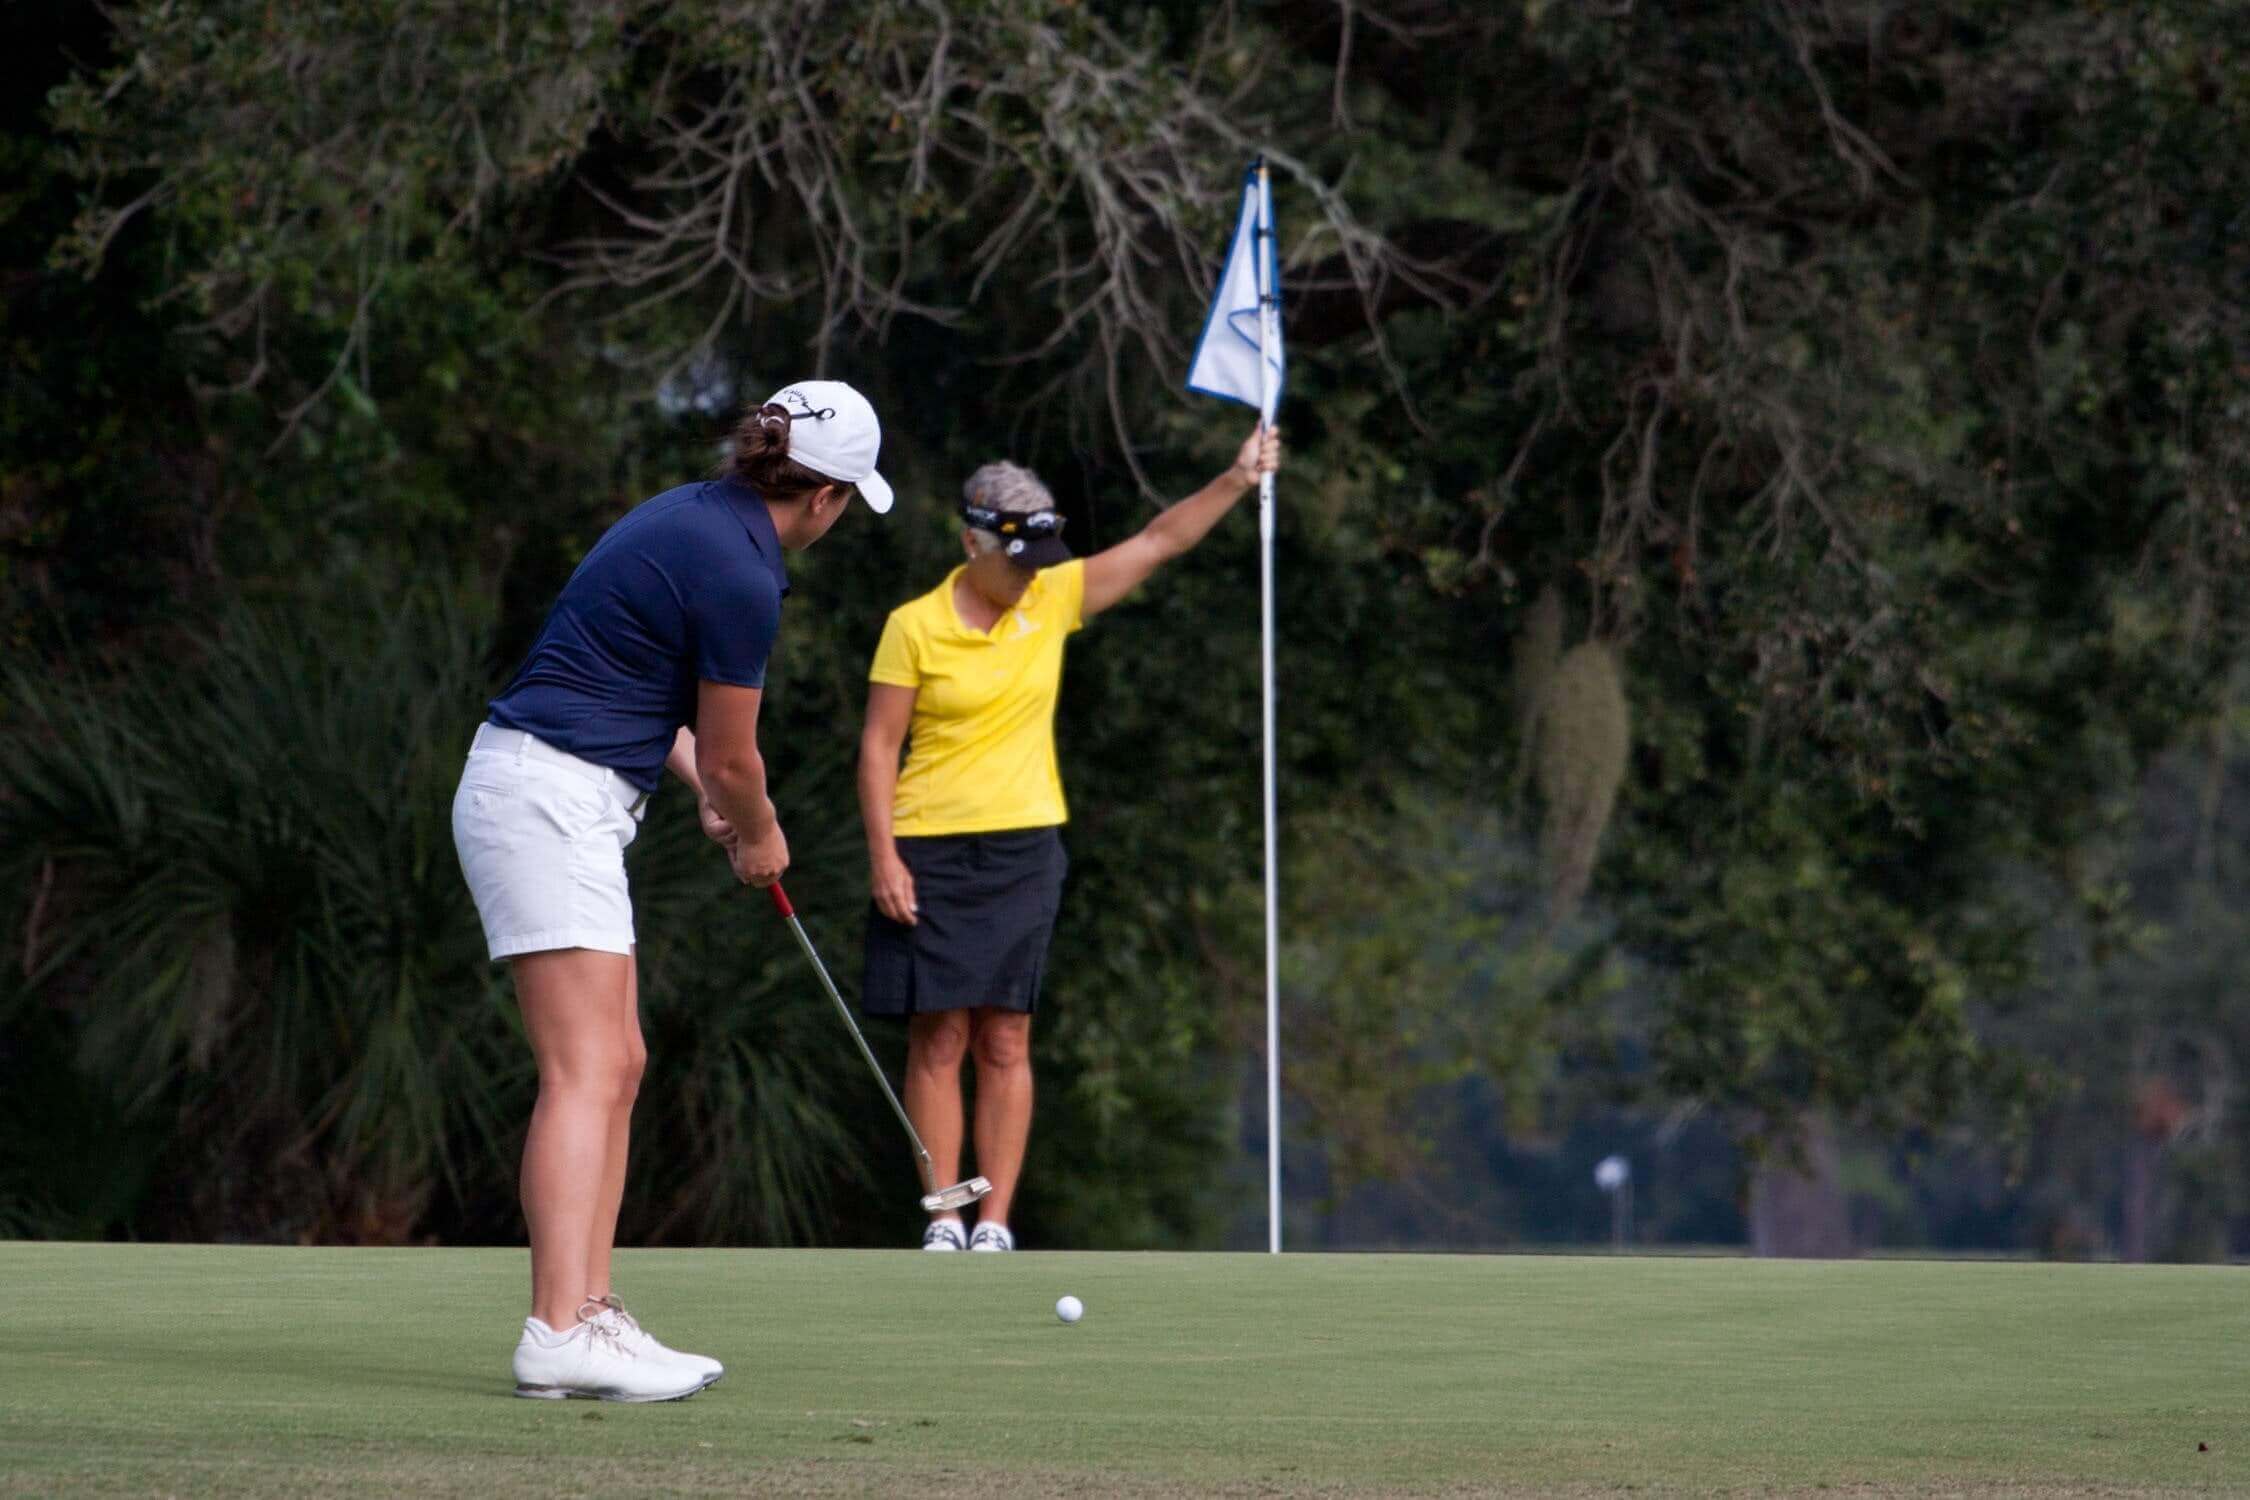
1253, 160, 1282, 1256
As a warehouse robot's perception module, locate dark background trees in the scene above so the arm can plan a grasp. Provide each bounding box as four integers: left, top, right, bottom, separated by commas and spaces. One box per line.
4, 0, 2245, 1258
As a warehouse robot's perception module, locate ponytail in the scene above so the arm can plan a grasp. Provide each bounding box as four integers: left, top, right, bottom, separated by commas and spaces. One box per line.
724, 402, 847, 504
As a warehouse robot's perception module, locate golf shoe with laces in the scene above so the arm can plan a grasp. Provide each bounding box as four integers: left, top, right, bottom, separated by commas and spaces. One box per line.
511, 1305, 709, 1403
968, 1222, 1015, 1252
591, 1294, 723, 1390
921, 1218, 967, 1252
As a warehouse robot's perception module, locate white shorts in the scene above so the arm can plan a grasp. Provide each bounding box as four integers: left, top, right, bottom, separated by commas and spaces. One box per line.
451, 723, 648, 961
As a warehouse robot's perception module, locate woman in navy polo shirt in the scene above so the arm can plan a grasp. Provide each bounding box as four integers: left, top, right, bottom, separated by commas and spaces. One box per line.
452, 380, 893, 1403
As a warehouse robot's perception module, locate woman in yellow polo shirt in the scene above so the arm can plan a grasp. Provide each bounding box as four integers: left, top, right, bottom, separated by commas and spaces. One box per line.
857, 425, 1281, 1251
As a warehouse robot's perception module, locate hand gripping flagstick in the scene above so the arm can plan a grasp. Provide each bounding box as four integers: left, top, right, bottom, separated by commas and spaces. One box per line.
765, 882, 992, 1214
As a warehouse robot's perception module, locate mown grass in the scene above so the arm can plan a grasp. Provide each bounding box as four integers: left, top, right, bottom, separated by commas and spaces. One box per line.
1, 1243, 2242, 1496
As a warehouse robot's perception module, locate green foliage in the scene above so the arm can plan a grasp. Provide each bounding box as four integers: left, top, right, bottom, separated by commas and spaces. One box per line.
1268, 795, 1623, 1193
13, 0, 2250, 1253
1, 7, 206, 654
0, 572, 884, 1244
1329, 0, 2250, 1163
1509, 584, 1563, 779
0, 572, 513, 1238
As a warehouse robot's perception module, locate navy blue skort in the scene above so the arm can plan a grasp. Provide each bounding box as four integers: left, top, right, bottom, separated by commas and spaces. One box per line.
860, 827, 1067, 1017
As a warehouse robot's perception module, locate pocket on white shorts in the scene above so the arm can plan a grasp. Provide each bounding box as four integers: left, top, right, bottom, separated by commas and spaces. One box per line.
452, 757, 521, 860
451, 751, 636, 960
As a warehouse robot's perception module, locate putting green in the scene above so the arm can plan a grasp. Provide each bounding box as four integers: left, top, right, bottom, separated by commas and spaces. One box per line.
1, 1243, 2242, 1496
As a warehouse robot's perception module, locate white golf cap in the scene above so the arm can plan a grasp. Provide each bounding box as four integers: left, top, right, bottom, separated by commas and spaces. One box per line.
767, 379, 894, 514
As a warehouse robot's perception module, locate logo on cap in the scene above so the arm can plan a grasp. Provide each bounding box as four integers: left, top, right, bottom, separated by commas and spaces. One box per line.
758, 378, 894, 514
779, 389, 836, 421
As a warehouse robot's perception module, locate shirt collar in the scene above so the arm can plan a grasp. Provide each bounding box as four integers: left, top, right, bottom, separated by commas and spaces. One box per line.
942, 563, 1043, 639
715, 478, 791, 599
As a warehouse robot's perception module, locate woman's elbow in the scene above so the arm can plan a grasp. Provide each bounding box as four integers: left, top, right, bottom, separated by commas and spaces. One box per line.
699, 751, 764, 792
1131, 522, 1179, 561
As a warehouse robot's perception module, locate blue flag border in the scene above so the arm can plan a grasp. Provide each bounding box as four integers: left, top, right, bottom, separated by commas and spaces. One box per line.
1185, 161, 1285, 413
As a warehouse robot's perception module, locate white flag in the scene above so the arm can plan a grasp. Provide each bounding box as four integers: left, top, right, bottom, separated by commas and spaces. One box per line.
1186, 162, 1283, 417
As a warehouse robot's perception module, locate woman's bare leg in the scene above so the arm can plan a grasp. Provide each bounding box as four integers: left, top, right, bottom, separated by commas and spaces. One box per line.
583, 948, 646, 1304
904, 1010, 972, 1212
969, 1009, 1034, 1226
513, 947, 641, 1331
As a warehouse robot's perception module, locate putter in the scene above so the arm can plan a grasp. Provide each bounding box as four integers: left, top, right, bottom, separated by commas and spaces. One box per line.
765, 881, 992, 1214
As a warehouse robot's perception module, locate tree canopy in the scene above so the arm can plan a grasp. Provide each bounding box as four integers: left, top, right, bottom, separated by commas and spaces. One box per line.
5, 0, 2248, 1256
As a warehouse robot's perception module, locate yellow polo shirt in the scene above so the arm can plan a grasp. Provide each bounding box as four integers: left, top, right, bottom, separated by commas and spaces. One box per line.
869, 560, 1086, 836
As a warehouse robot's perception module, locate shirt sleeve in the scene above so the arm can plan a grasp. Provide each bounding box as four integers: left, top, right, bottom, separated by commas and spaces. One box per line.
868, 607, 921, 686
689, 565, 781, 689
1050, 558, 1088, 635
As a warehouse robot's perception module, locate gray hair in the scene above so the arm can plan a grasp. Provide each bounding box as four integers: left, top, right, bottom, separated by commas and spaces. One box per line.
962, 461, 1055, 555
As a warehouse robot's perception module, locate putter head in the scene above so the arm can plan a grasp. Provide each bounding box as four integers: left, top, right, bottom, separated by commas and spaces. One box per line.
921, 1176, 993, 1213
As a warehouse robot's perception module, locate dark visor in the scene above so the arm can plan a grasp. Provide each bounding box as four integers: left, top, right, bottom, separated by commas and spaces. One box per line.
962, 503, 1064, 538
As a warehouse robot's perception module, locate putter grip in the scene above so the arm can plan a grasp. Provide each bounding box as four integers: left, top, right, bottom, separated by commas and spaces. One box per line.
767, 882, 795, 919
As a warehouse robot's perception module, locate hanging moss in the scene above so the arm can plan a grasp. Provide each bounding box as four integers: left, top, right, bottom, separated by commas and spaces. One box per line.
1535, 640, 1631, 921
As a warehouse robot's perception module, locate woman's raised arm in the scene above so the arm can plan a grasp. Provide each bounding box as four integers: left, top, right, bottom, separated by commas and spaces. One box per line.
1081, 425, 1280, 618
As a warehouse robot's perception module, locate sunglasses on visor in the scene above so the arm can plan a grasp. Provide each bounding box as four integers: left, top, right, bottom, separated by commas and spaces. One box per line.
961, 504, 1064, 537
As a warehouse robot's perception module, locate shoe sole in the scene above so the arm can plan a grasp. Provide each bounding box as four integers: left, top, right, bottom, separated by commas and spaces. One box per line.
514, 1374, 717, 1404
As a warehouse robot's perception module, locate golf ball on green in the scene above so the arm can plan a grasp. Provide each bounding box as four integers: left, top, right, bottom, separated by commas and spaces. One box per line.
1054, 1295, 1083, 1324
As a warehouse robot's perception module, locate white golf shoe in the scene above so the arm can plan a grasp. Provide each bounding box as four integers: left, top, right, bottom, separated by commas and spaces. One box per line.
511, 1312, 710, 1402
968, 1222, 1015, 1252
591, 1295, 724, 1390
921, 1218, 967, 1252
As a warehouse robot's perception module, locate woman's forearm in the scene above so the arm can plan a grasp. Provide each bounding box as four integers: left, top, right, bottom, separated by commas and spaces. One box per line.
858, 735, 903, 861
699, 749, 774, 839
1143, 466, 1256, 561
665, 727, 706, 798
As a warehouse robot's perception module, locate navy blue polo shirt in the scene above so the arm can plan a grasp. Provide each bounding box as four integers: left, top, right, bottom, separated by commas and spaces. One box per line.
487, 477, 788, 791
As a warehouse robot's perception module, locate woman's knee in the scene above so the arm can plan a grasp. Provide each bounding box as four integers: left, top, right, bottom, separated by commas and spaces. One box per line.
516, 950, 642, 1104
541, 1044, 643, 1106
909, 1012, 972, 1073
971, 1012, 1032, 1071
